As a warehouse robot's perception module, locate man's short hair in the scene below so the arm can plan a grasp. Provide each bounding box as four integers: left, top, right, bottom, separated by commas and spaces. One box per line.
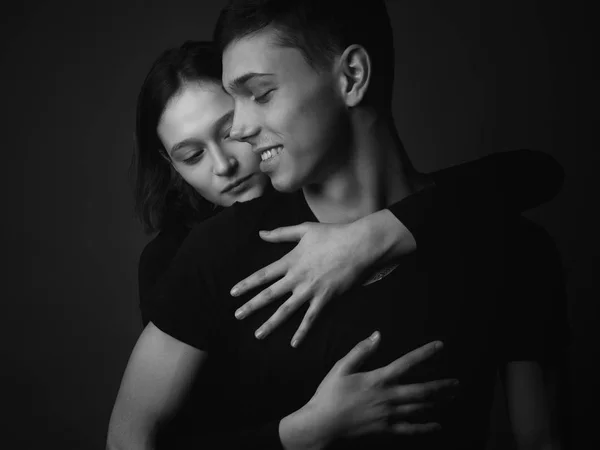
214, 0, 395, 111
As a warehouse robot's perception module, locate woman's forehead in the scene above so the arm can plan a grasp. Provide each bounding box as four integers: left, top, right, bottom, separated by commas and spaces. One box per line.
158, 85, 233, 145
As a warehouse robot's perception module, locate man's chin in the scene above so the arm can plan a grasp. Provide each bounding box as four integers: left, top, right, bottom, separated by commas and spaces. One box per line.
270, 174, 301, 193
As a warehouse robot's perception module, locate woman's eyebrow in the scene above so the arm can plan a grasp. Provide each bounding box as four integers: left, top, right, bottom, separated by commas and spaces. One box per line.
170, 138, 204, 155
214, 110, 234, 132
170, 110, 234, 155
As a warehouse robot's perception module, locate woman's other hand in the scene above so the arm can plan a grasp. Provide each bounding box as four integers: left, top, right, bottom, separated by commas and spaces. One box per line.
279, 335, 457, 449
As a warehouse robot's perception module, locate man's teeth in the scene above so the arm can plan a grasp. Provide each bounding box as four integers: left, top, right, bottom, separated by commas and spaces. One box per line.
260, 146, 283, 161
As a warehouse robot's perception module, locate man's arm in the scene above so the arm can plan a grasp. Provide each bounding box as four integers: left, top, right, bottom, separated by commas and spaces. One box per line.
107, 323, 207, 450
138, 224, 191, 327
498, 218, 570, 450
107, 321, 288, 450
501, 361, 565, 450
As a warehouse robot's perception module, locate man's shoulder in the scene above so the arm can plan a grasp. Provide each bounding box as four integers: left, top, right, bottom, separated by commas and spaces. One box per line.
508, 216, 559, 256
180, 189, 303, 256
504, 216, 564, 287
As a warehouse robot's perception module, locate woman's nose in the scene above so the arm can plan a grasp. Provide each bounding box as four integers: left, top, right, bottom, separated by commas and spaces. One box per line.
212, 152, 238, 176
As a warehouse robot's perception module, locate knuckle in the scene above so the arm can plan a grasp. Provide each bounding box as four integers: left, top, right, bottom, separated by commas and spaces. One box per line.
280, 302, 293, 315
304, 311, 315, 324
260, 287, 273, 301
257, 270, 268, 283
294, 282, 311, 297
416, 385, 429, 397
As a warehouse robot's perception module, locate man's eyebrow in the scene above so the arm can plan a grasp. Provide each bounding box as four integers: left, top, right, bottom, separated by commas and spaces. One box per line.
170, 110, 234, 154
227, 72, 274, 93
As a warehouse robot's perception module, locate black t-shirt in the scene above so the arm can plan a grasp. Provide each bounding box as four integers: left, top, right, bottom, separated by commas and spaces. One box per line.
144, 183, 568, 449
138, 148, 564, 324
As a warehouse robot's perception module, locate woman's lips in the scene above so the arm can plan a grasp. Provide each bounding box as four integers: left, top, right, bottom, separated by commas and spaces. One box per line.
222, 173, 254, 194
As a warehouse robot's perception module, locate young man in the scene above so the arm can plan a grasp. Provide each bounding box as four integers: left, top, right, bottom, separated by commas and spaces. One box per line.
108, 1, 568, 448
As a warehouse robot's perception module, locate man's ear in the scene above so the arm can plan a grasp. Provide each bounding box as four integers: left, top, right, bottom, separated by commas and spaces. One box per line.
337, 44, 371, 107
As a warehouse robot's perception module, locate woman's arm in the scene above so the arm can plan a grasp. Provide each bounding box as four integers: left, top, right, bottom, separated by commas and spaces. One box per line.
133, 227, 454, 449
108, 324, 455, 449
230, 150, 565, 345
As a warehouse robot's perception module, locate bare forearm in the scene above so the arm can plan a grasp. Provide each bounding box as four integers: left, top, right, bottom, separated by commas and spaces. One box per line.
279, 407, 329, 450
355, 208, 416, 268
106, 426, 154, 450
503, 361, 565, 450
514, 437, 562, 450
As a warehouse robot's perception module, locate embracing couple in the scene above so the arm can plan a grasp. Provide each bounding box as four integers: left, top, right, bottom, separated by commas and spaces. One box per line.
108, 1, 568, 449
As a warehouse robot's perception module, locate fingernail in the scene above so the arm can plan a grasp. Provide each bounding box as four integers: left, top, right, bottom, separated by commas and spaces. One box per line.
369, 331, 380, 342
259, 230, 269, 235
291, 339, 298, 348
235, 309, 244, 319
434, 341, 444, 350
255, 328, 264, 339
231, 287, 239, 297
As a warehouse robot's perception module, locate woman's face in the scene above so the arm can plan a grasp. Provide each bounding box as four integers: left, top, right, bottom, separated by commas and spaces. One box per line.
157, 82, 269, 207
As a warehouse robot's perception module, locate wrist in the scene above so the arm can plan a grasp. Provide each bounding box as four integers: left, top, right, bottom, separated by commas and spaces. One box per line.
279, 405, 330, 450
358, 209, 416, 267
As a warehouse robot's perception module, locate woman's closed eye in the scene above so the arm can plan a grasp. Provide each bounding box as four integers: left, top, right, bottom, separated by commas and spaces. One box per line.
183, 149, 205, 165
252, 89, 275, 104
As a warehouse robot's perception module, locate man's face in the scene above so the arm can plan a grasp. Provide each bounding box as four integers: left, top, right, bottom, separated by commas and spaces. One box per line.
222, 28, 349, 192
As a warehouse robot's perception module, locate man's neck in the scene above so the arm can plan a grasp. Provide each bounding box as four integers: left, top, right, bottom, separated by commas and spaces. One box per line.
303, 113, 423, 224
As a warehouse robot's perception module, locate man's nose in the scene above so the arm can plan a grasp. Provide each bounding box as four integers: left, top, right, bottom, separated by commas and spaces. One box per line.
229, 106, 260, 143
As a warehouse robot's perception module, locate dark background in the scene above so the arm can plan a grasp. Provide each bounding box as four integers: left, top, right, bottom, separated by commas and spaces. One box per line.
2, 0, 594, 448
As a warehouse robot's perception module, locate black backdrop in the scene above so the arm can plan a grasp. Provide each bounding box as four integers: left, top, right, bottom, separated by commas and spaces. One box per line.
2, 0, 595, 448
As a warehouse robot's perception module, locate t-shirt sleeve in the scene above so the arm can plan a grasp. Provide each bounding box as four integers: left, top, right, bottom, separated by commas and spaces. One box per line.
142, 209, 237, 351
387, 149, 564, 244
137, 225, 190, 327
498, 218, 571, 364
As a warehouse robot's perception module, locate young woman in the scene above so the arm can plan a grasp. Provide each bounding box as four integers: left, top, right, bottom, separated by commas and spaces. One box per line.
112, 40, 565, 449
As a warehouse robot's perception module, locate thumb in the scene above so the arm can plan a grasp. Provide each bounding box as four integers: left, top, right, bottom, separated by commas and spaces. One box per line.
337, 331, 381, 374
259, 223, 309, 243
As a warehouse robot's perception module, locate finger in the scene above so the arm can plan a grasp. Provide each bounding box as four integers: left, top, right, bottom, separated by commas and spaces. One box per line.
230, 258, 287, 299
290, 295, 326, 348
374, 340, 444, 382
259, 223, 310, 243
254, 290, 309, 340
389, 422, 441, 435
387, 379, 459, 403
392, 402, 436, 419
231, 259, 288, 298
234, 277, 293, 320
336, 331, 381, 374
352, 420, 388, 436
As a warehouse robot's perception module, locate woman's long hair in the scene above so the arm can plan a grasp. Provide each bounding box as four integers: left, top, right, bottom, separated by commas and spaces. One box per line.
131, 41, 223, 233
